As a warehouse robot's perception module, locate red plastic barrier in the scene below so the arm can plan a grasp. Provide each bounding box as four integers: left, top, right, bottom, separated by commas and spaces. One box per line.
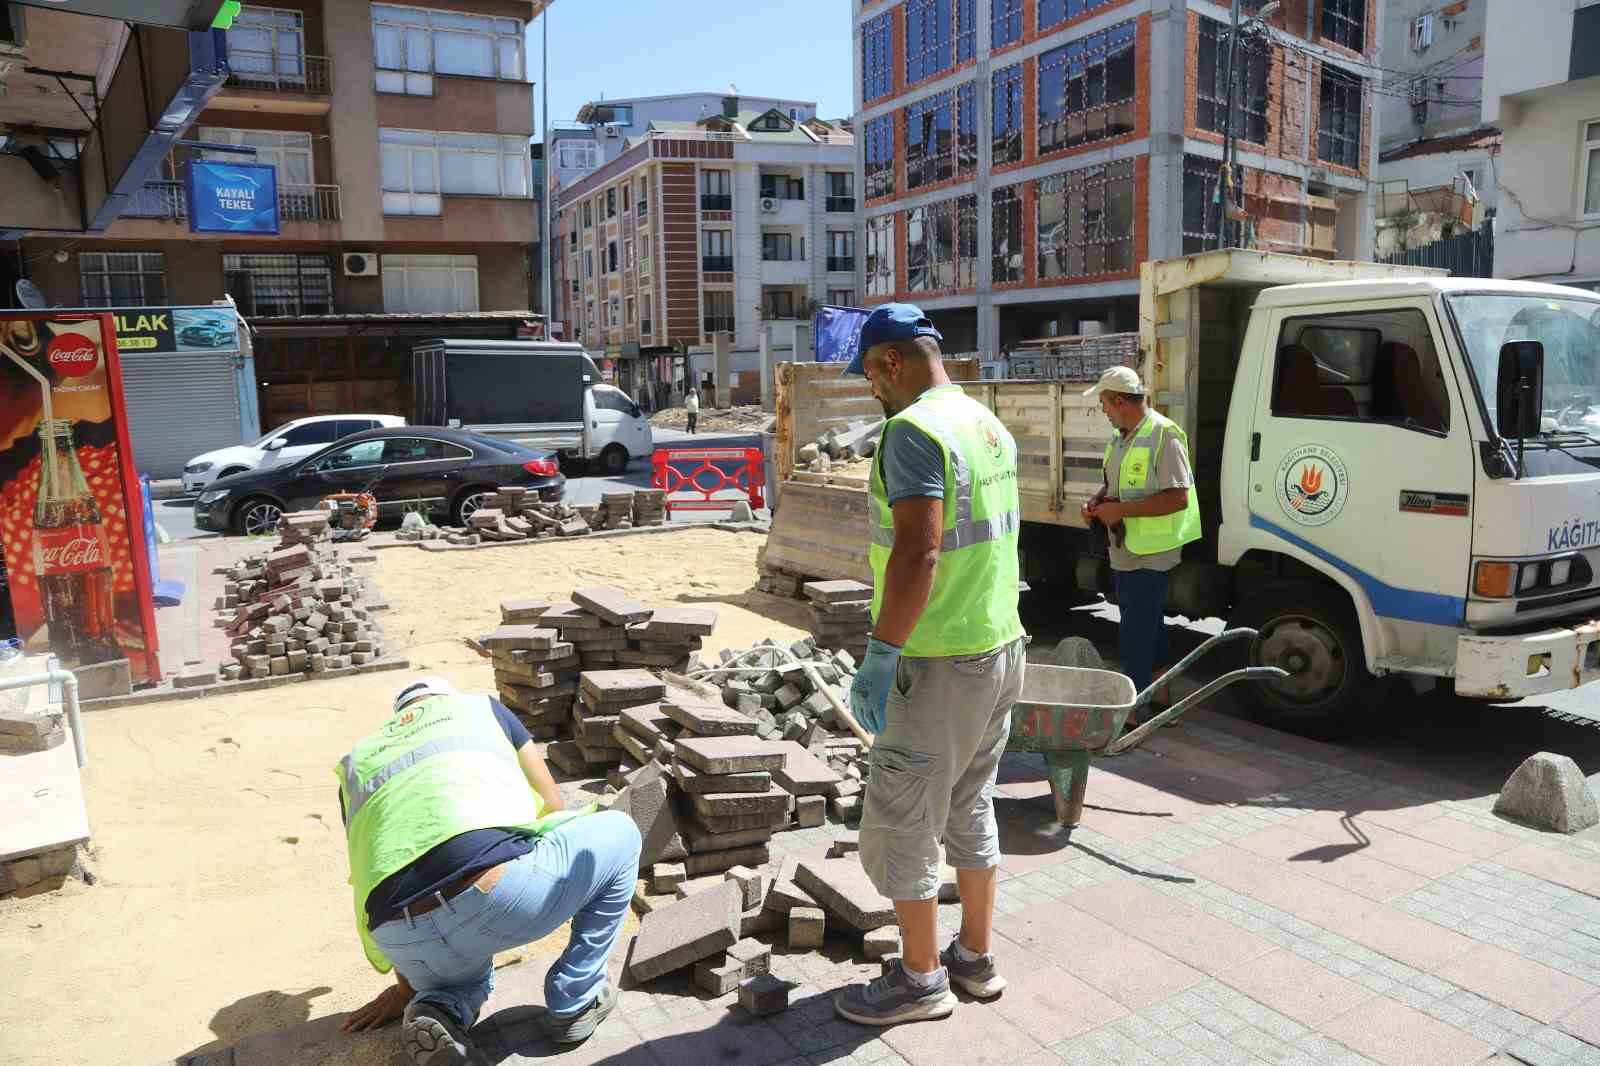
650, 446, 766, 517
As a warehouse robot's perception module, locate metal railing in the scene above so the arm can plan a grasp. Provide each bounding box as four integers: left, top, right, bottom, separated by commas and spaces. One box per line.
700, 194, 733, 211
648, 128, 748, 143
224, 51, 332, 95
826, 256, 855, 272
825, 196, 856, 213
810, 132, 855, 146
122, 180, 342, 223
701, 255, 734, 272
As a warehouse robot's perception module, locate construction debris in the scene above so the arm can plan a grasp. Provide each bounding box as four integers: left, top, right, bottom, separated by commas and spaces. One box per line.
627, 879, 741, 982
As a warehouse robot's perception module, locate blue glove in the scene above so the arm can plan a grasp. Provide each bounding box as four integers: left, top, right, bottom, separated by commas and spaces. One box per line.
850, 637, 902, 735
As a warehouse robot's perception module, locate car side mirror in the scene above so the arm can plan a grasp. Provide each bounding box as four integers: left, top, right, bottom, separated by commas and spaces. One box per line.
264, 437, 286, 452
1496, 340, 1544, 440
630, 404, 642, 419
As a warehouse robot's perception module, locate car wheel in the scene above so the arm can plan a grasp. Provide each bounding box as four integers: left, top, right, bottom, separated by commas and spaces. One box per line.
453, 488, 493, 527
1229, 580, 1376, 739
599, 444, 629, 476
234, 497, 283, 537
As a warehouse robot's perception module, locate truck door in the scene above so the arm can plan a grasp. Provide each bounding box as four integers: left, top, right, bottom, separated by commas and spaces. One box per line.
1246, 299, 1473, 672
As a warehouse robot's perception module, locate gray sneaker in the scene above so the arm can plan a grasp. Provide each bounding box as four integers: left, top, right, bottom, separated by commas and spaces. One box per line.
940, 941, 1007, 998
834, 961, 958, 1026
545, 980, 618, 1044
402, 1001, 474, 1066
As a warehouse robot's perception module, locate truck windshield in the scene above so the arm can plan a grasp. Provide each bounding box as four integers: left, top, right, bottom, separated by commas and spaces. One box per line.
1448, 293, 1600, 436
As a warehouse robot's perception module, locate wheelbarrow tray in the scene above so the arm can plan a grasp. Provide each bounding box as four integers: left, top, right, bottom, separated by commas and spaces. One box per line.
1008, 666, 1137, 754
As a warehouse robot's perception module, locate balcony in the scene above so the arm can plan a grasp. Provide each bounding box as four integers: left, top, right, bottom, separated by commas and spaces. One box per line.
702, 255, 734, 273
123, 180, 343, 224
212, 50, 333, 112
701, 194, 733, 212
826, 256, 855, 272
825, 196, 856, 213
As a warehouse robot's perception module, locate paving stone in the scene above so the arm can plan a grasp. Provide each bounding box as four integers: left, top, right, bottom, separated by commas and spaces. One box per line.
789, 906, 826, 949
864, 928, 901, 960
694, 954, 744, 995
683, 821, 776, 854
630, 606, 718, 641
619, 702, 681, 745
802, 579, 874, 604
795, 795, 827, 828
795, 858, 895, 933
572, 586, 652, 626
610, 762, 688, 866
650, 862, 687, 894
739, 973, 791, 1017
771, 741, 843, 796
500, 598, 551, 623
1319, 996, 1495, 1066
676, 736, 787, 775
830, 795, 862, 824
828, 830, 859, 858
482, 625, 563, 652
173, 665, 218, 689
628, 879, 741, 982
1494, 752, 1600, 833
580, 669, 666, 706
672, 759, 772, 795
662, 699, 760, 737
690, 786, 791, 820
725, 865, 766, 910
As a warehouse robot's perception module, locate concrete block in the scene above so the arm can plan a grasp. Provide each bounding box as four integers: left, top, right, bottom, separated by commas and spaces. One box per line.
72, 658, 132, 699
726, 937, 771, 977
738, 974, 790, 1017
682, 822, 775, 855
683, 844, 770, 878
788, 907, 826, 949
268, 657, 290, 676
724, 865, 765, 910
864, 927, 901, 960
610, 762, 689, 865
649, 862, 687, 894
501, 599, 551, 623
772, 741, 842, 796
828, 830, 859, 858
694, 954, 743, 995
572, 586, 652, 626
689, 787, 790, 820
672, 759, 771, 794
628, 879, 741, 982
831, 795, 862, 823
676, 736, 786, 775
1494, 752, 1600, 833
795, 858, 894, 932
661, 699, 760, 737
795, 795, 826, 828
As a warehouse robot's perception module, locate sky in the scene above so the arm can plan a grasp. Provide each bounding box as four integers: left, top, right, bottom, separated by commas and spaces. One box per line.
525, 0, 855, 139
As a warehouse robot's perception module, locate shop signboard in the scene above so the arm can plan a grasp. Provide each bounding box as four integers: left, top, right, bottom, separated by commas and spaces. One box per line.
187, 160, 280, 235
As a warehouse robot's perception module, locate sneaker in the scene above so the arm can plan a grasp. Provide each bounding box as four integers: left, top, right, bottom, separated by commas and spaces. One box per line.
545, 980, 618, 1044
402, 1001, 473, 1066
940, 941, 1007, 998
834, 961, 958, 1026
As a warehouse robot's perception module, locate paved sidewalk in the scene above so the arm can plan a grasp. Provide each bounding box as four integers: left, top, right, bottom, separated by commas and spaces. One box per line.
185, 710, 1600, 1066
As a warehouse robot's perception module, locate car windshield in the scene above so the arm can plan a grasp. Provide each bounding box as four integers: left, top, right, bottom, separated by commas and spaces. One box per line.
1448, 293, 1600, 436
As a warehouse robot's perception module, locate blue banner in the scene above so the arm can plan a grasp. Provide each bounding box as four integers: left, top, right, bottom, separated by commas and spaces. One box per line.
814, 305, 869, 365
187, 160, 279, 235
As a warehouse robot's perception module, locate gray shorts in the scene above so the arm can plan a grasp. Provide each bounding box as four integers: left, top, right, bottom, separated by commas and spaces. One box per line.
858, 638, 1026, 901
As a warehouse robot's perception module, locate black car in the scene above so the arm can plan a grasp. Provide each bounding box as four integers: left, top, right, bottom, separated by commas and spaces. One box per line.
194, 426, 564, 536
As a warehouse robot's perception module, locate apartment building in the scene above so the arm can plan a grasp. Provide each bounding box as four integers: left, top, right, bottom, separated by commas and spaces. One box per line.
852, 0, 1381, 352
551, 97, 855, 383
7, 0, 540, 425
1482, 1, 1600, 287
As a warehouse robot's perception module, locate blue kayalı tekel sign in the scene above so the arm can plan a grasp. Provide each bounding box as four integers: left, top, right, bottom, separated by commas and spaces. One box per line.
187, 160, 280, 235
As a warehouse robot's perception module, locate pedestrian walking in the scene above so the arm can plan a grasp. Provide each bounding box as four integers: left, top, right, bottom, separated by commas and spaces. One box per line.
1081, 366, 1201, 707
833, 303, 1026, 1027
338, 675, 640, 1063
684, 385, 699, 434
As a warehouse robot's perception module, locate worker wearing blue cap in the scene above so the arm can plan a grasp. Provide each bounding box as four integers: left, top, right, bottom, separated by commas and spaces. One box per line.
834, 303, 1025, 1028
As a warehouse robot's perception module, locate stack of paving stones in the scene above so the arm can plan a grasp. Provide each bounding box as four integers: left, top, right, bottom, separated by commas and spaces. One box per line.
483, 600, 580, 740
595, 490, 636, 531
566, 667, 664, 771
752, 549, 804, 598
617, 606, 716, 672
403, 488, 589, 544
215, 514, 389, 682
802, 579, 874, 660
631, 488, 667, 527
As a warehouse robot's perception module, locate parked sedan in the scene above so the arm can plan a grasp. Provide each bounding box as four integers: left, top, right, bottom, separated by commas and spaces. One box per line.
194, 426, 564, 536
182, 413, 406, 494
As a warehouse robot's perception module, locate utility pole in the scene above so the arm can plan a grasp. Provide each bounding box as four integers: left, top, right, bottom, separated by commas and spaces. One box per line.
1216, 0, 1240, 250
540, 7, 553, 333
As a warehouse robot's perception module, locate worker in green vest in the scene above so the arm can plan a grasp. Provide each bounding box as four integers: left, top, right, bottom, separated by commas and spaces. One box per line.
833, 303, 1026, 1028
1082, 365, 1202, 707
337, 675, 639, 1065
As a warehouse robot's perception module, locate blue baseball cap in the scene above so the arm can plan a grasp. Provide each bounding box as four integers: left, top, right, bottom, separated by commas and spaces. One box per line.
846, 303, 943, 375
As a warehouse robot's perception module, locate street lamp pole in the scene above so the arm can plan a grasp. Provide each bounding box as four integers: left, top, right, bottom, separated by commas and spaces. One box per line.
540, 4, 553, 332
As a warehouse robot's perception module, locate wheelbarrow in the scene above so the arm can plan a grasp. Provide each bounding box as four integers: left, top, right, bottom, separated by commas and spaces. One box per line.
1005, 628, 1287, 827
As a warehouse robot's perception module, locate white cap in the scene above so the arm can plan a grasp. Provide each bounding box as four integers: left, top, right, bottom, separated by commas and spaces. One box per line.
1082, 365, 1145, 397
393, 674, 458, 713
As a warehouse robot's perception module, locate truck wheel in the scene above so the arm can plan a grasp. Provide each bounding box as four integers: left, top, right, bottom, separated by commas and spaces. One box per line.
1230, 581, 1375, 739
599, 444, 629, 476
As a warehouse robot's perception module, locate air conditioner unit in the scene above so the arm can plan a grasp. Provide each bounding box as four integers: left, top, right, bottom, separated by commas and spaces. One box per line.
759, 197, 779, 213
604, 126, 620, 138
343, 252, 379, 277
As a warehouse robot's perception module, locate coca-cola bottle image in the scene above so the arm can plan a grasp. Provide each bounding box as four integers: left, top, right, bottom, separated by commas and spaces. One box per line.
32, 419, 120, 666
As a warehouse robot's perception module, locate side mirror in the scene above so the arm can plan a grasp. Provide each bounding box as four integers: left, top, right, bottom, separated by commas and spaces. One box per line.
263, 437, 286, 452
1496, 340, 1544, 440
630, 404, 642, 419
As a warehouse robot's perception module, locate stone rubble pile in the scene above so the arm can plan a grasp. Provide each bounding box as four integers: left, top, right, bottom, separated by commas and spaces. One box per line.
796, 419, 883, 473
396, 487, 670, 546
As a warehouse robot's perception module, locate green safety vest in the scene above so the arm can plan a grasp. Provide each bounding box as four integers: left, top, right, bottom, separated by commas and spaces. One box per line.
1101, 409, 1202, 557
868, 384, 1024, 658
336, 693, 589, 972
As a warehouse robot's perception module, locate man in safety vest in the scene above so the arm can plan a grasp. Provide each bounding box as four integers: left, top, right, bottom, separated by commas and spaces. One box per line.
337, 675, 640, 1064
1082, 365, 1202, 705
833, 303, 1026, 1027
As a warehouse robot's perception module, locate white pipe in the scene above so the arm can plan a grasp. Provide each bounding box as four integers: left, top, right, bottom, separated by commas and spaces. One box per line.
0, 668, 84, 768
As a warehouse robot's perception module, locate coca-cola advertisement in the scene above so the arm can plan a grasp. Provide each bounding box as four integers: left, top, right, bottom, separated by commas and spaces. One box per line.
0, 312, 160, 683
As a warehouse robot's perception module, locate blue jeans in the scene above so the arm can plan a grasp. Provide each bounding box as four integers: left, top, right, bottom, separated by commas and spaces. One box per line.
1112, 567, 1170, 697
370, 810, 641, 1028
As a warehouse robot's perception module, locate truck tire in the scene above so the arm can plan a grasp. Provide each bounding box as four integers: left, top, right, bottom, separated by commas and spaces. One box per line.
1230, 581, 1375, 738
598, 444, 629, 476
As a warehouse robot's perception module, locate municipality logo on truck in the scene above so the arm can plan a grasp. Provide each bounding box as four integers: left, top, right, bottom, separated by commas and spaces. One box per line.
1276, 444, 1348, 526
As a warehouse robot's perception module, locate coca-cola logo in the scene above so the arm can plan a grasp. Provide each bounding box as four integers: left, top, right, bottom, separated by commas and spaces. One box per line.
47, 334, 99, 378
36, 525, 108, 574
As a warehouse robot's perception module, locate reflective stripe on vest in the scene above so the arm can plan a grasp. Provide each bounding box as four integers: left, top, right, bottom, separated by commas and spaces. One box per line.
340, 732, 517, 824
867, 407, 1021, 552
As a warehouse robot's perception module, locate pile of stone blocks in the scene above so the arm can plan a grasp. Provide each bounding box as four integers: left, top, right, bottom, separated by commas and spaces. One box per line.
277, 510, 337, 547
752, 549, 805, 598
595, 490, 637, 531
618, 606, 716, 670
215, 517, 389, 681
483, 602, 580, 740
564, 668, 665, 770
803, 579, 874, 660
632, 489, 667, 526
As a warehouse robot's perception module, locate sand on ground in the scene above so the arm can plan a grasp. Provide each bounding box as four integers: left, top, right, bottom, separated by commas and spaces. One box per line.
0, 527, 808, 1066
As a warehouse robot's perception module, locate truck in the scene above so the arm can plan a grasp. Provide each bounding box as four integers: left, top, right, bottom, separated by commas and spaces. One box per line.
411, 339, 654, 474
767, 249, 1600, 737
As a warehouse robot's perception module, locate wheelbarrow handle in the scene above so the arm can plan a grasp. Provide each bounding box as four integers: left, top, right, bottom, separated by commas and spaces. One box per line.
1108, 664, 1289, 754
1133, 627, 1261, 707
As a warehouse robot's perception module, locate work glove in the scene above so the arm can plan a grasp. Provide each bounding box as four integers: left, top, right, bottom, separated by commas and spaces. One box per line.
850, 637, 902, 735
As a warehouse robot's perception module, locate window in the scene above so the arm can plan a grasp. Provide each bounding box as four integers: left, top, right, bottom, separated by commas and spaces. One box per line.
312, 439, 386, 470
379, 129, 530, 214
702, 230, 733, 272
641, 294, 653, 335
640, 236, 651, 275
609, 297, 620, 329
606, 187, 616, 218
558, 140, 598, 170
1317, 67, 1363, 169
79, 252, 165, 306
826, 172, 855, 213
865, 115, 895, 198
383, 437, 466, 463
992, 184, 1023, 283
1038, 0, 1118, 31
992, 0, 1023, 49
201, 127, 314, 186
704, 290, 735, 334
592, 386, 638, 414
905, 89, 954, 190
1181, 155, 1223, 254
906, 194, 978, 292
955, 0, 975, 62
1036, 159, 1135, 279
373, 4, 524, 95
905, 0, 951, 84
957, 81, 977, 176
1196, 18, 1269, 145
992, 63, 1024, 166
606, 241, 617, 273
762, 232, 798, 261
1038, 21, 1137, 154
1320, 0, 1365, 50
624, 239, 635, 270
701, 169, 732, 211
582, 200, 593, 228
622, 184, 630, 212
1583, 121, 1600, 217
625, 296, 635, 325
765, 290, 797, 319
1412, 13, 1434, 51
637, 176, 649, 216
828, 288, 858, 306
382, 254, 478, 312
1271, 309, 1450, 432
827, 231, 855, 272
600, 298, 609, 328
227, 6, 306, 89
280, 420, 343, 447
584, 250, 593, 278
760, 174, 805, 200
865, 214, 896, 297
590, 103, 633, 126
223, 254, 333, 316
862, 10, 893, 101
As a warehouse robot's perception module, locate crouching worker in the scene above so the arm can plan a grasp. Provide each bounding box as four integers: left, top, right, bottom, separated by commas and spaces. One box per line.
338, 675, 641, 1064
